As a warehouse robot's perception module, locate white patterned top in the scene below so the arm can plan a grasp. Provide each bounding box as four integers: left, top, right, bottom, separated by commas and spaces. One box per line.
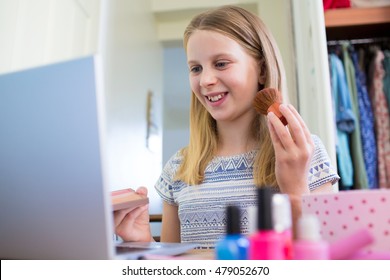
154, 135, 339, 248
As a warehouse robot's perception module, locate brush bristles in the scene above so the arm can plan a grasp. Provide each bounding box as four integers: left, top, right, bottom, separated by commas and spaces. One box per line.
253, 88, 281, 115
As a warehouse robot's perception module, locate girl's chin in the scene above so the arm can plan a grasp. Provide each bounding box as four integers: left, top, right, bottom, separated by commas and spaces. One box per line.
208, 112, 231, 122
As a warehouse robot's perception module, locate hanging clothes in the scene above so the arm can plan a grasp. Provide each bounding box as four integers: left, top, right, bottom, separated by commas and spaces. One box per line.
368, 49, 390, 188
330, 54, 356, 189
350, 50, 379, 189
383, 50, 390, 111
341, 44, 369, 189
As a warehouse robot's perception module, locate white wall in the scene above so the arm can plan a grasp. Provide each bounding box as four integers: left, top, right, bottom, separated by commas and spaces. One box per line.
257, 0, 296, 105
0, 0, 99, 74
100, 0, 164, 214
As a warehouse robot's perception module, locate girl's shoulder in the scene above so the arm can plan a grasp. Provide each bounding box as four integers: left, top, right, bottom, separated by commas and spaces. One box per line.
311, 134, 321, 144
165, 149, 185, 166
161, 149, 185, 179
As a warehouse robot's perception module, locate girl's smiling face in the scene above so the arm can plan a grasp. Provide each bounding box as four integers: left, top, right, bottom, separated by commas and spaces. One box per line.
186, 30, 261, 123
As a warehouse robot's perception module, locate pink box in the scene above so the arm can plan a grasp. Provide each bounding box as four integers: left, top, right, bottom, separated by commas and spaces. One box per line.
302, 190, 390, 253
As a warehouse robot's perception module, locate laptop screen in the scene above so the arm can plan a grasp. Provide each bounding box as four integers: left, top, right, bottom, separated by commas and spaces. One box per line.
0, 56, 115, 259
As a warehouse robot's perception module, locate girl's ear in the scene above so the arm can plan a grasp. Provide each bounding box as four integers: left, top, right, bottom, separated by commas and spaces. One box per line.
258, 58, 267, 86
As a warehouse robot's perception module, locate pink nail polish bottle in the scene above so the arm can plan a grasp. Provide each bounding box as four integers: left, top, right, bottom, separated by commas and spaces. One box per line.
293, 214, 329, 260
249, 187, 285, 260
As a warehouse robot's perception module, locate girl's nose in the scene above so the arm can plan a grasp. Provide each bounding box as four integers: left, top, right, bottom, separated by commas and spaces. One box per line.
199, 68, 217, 88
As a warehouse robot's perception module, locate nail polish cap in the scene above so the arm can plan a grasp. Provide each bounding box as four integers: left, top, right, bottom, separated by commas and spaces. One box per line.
257, 187, 273, 230
226, 205, 241, 234
272, 194, 292, 232
297, 214, 322, 241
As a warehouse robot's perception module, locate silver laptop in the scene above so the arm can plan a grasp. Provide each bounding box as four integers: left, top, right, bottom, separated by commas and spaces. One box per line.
0, 56, 197, 259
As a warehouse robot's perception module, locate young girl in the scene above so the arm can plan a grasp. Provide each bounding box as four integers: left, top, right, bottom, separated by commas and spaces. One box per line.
114, 5, 339, 248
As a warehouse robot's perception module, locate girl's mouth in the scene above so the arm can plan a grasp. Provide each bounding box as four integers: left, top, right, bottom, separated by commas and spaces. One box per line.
207, 93, 225, 102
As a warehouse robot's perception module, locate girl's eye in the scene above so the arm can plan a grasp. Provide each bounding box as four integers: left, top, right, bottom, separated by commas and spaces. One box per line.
215, 61, 228, 68
190, 65, 202, 73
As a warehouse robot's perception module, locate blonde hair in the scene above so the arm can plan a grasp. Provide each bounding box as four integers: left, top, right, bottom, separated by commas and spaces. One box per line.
176, 5, 286, 187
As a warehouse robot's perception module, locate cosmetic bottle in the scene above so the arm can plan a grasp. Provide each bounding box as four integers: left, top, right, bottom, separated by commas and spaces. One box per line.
247, 205, 257, 235
249, 187, 285, 260
215, 205, 249, 260
293, 214, 329, 260
272, 193, 293, 260
329, 228, 374, 260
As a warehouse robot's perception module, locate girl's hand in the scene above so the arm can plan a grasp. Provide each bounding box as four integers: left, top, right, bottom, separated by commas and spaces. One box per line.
267, 104, 314, 197
113, 186, 153, 242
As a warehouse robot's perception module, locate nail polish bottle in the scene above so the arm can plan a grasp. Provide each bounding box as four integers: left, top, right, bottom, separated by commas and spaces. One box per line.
249, 187, 285, 260
272, 193, 293, 260
215, 205, 249, 260
247, 205, 257, 235
293, 214, 329, 260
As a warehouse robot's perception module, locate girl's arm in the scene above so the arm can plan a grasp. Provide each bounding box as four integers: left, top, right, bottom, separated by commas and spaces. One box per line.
160, 201, 181, 243
312, 182, 334, 193
288, 182, 333, 238
267, 104, 335, 238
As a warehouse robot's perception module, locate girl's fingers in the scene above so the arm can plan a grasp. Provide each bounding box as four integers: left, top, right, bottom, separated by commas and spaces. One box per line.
267, 114, 281, 148
267, 111, 293, 150
115, 204, 149, 229
113, 201, 145, 225
122, 204, 149, 223
136, 186, 148, 196
286, 104, 312, 143
113, 209, 131, 227
278, 104, 307, 147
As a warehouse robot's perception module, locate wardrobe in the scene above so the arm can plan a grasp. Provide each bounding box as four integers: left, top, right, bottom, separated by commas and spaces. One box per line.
324, 6, 390, 190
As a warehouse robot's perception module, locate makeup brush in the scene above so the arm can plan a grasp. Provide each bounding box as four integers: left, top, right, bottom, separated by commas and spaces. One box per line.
253, 88, 288, 126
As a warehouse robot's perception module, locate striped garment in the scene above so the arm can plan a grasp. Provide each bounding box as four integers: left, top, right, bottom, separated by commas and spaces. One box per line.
155, 135, 339, 248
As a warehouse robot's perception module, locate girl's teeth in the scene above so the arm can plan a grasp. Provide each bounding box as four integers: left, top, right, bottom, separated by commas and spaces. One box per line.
208, 94, 224, 102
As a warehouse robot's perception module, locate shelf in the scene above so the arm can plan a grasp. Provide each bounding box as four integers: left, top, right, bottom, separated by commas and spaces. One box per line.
325, 6, 390, 27
325, 6, 390, 40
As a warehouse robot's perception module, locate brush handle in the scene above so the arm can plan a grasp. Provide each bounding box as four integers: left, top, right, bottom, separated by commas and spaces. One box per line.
267, 103, 288, 126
